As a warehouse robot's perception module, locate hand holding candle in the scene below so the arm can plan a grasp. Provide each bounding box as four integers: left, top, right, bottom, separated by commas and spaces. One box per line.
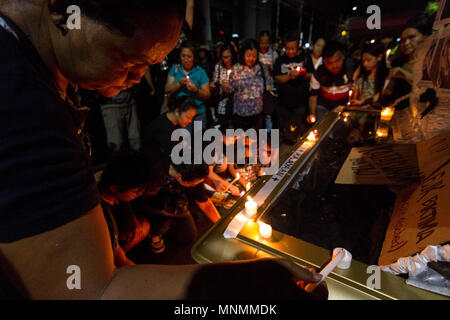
223, 173, 239, 194
305, 248, 352, 292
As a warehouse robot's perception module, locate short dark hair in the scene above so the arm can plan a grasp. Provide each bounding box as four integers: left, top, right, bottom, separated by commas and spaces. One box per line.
180, 40, 198, 62
48, 0, 185, 37
322, 41, 346, 58
171, 161, 210, 183
99, 151, 165, 192
167, 95, 198, 113
284, 31, 299, 44
238, 39, 258, 65
313, 37, 326, 45
259, 30, 271, 39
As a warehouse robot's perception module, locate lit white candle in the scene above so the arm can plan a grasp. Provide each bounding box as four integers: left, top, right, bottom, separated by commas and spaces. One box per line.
380, 107, 394, 121
307, 130, 319, 142
258, 222, 272, 239
245, 196, 257, 216
376, 127, 389, 138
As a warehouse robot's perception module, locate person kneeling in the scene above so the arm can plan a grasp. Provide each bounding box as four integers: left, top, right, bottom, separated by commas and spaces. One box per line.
98, 151, 164, 267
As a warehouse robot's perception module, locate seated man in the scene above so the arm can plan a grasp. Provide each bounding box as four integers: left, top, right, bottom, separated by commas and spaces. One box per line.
98, 151, 165, 266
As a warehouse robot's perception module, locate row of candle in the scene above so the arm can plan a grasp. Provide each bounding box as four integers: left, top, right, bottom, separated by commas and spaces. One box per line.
242, 128, 320, 239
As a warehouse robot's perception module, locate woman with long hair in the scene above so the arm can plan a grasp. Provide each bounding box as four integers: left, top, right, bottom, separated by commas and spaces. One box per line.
210, 42, 238, 125
351, 42, 389, 106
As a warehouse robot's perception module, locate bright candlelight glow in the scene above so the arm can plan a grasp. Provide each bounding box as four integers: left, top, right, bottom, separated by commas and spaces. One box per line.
376, 127, 389, 138
246, 182, 251, 191
245, 196, 257, 216
310, 115, 316, 123
380, 107, 394, 121
258, 222, 272, 239
307, 131, 318, 142
240, 191, 245, 197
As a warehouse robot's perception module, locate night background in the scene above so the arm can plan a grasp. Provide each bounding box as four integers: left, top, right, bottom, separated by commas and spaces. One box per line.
190, 0, 435, 47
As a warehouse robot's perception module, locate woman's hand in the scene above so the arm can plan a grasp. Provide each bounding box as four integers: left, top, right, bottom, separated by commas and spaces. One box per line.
179, 77, 188, 87
186, 80, 198, 93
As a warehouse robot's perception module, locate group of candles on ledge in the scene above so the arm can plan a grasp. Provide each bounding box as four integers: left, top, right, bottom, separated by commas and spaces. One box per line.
244, 196, 273, 239
346, 88, 394, 138
239, 127, 319, 240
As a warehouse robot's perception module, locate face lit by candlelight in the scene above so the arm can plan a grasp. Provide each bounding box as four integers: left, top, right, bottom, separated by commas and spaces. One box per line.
180, 47, 195, 72
259, 35, 270, 54
221, 49, 233, 69
361, 52, 381, 72
285, 40, 299, 59
400, 28, 424, 57
323, 51, 345, 75
52, 10, 183, 97
244, 49, 258, 68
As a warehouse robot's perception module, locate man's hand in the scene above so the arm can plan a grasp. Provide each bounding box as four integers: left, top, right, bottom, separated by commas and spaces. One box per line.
306, 114, 316, 124
289, 70, 300, 79
185, 257, 329, 300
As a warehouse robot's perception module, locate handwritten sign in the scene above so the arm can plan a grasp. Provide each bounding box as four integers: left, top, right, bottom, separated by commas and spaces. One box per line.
335, 144, 419, 185
378, 158, 450, 266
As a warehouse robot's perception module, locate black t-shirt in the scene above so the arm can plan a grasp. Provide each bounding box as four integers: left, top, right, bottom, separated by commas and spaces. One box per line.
0, 13, 99, 242
273, 55, 309, 109
142, 113, 179, 159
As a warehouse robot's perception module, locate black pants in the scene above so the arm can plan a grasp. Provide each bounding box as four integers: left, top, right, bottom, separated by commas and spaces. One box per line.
232, 113, 264, 131
277, 106, 307, 142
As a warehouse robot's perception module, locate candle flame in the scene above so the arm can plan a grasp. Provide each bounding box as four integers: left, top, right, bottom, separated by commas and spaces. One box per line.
247, 196, 252, 202
236, 173, 240, 179
246, 182, 251, 191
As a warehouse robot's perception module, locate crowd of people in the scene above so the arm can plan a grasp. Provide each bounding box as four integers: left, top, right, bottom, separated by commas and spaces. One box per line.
78, 12, 436, 268
0, 0, 436, 300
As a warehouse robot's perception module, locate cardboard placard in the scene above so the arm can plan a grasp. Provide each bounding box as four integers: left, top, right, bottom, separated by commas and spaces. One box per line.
335, 144, 419, 185
378, 160, 450, 266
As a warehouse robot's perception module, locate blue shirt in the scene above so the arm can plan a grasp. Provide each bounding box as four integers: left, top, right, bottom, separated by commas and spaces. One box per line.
168, 64, 209, 114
